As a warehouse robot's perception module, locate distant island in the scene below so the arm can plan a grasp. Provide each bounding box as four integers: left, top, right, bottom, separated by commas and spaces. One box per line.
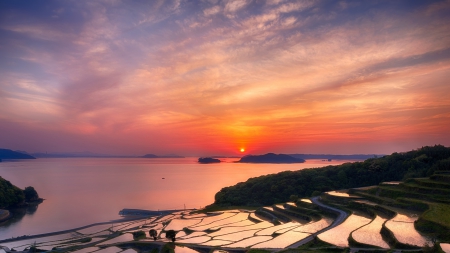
0, 149, 35, 159
198, 157, 221, 163
238, 153, 305, 163
288, 153, 383, 160
142, 154, 185, 158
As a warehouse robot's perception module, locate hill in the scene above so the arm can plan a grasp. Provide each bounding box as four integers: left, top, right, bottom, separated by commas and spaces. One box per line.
198, 157, 221, 163
238, 153, 305, 163
0, 149, 35, 159
0, 177, 40, 209
212, 145, 450, 207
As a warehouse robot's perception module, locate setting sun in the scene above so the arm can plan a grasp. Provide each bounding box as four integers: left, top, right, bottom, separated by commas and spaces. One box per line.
240, 148, 245, 152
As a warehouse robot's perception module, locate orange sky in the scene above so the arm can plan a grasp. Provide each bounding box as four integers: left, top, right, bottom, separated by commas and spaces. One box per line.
0, 0, 450, 156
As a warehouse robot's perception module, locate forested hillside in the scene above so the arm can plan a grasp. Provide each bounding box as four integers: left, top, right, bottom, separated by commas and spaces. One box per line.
212, 145, 450, 207
0, 177, 39, 209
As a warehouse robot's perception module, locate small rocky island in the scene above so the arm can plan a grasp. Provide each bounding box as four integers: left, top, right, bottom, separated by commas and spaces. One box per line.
238, 153, 305, 163
198, 157, 221, 163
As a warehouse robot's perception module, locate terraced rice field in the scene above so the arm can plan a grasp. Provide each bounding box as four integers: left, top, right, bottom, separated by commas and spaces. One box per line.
352, 215, 389, 248
2, 174, 449, 252
318, 214, 371, 247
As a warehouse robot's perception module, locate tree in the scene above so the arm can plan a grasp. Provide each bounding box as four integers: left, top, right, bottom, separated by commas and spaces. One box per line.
149, 229, 157, 241
24, 186, 39, 201
165, 230, 176, 242
132, 230, 146, 240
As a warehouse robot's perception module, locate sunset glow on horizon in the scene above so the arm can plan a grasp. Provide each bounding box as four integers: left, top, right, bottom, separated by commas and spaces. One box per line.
1, 0, 450, 156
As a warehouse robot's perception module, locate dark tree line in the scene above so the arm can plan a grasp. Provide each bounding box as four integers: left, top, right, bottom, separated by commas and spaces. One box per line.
212, 145, 450, 207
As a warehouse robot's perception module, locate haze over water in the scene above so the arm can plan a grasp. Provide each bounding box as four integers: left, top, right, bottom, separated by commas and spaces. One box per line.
0, 158, 350, 239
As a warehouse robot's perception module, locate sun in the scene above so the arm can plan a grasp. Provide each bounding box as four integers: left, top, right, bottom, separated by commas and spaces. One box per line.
240, 148, 245, 152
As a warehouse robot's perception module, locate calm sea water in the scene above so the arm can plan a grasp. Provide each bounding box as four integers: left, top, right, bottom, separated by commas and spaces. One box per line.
0, 158, 350, 239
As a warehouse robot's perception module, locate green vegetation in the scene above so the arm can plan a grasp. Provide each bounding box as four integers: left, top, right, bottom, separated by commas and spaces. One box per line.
0, 177, 41, 209
149, 229, 158, 240
132, 230, 146, 240
160, 242, 175, 253
165, 230, 176, 242
212, 145, 450, 207
0, 177, 25, 208
24, 186, 39, 201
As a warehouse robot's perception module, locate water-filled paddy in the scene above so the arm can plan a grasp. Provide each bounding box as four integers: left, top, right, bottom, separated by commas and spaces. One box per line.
385, 220, 429, 246
1, 233, 77, 251
326, 191, 350, 197
293, 218, 333, 233
201, 240, 233, 246
177, 235, 211, 244
318, 214, 371, 247
178, 231, 207, 239
97, 233, 134, 246
191, 213, 249, 230
165, 219, 202, 230
214, 229, 259, 241
352, 215, 389, 248
225, 236, 273, 248
252, 231, 310, 248
255, 222, 298, 236
441, 243, 450, 253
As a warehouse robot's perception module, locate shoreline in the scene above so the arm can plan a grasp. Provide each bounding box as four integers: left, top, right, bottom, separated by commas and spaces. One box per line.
0, 216, 147, 244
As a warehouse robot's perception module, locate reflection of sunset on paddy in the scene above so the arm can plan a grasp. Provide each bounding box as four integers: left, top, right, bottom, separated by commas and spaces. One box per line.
294, 218, 334, 234
385, 219, 429, 246
318, 214, 371, 247
252, 231, 310, 249
352, 216, 390, 248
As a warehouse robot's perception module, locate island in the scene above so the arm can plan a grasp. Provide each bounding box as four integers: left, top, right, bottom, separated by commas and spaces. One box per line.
0, 149, 36, 159
198, 157, 221, 163
238, 153, 305, 163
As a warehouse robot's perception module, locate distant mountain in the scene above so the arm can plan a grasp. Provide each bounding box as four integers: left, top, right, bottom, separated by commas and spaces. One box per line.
198, 157, 221, 163
32, 152, 127, 158
142, 154, 159, 158
238, 153, 305, 163
0, 149, 36, 159
289, 154, 382, 160
141, 154, 185, 158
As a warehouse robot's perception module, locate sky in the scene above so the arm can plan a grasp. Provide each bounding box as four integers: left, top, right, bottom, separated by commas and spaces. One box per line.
1, 0, 450, 156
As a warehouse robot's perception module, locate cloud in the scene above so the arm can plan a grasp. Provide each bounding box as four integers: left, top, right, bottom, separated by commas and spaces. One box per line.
224, 0, 249, 13
0, 0, 450, 155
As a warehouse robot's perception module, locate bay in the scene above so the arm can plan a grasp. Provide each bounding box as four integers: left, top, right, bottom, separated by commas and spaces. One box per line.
0, 158, 349, 239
